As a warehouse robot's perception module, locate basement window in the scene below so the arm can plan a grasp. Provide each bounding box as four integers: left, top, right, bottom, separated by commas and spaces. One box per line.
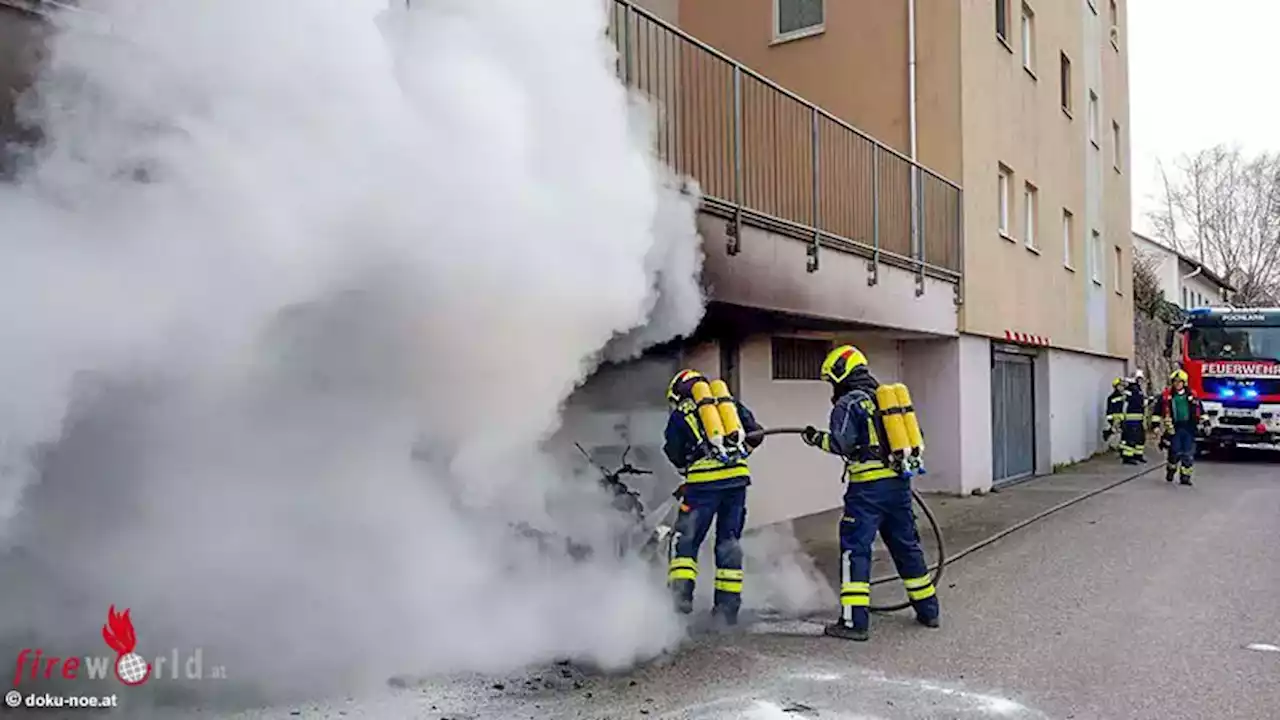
771, 337, 832, 380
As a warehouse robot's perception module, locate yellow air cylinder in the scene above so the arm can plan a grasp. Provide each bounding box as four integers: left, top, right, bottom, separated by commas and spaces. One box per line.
709, 379, 744, 444
690, 379, 726, 449
875, 384, 911, 455
893, 383, 925, 453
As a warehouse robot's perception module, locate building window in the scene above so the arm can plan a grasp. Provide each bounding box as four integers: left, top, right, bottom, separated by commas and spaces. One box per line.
1182, 286, 1189, 308
1021, 4, 1036, 74
1060, 53, 1073, 115
998, 165, 1013, 238
1088, 91, 1100, 146
996, 0, 1010, 44
1062, 209, 1075, 269
1090, 229, 1102, 283
775, 0, 824, 41
1112, 120, 1123, 172
1023, 183, 1039, 250
771, 336, 832, 380
1113, 246, 1123, 293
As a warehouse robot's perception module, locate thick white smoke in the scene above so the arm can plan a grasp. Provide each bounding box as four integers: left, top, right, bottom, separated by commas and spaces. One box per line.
0, 0, 707, 702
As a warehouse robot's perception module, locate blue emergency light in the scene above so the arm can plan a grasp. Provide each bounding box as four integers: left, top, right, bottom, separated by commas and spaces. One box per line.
1220, 388, 1235, 398
1244, 388, 1260, 399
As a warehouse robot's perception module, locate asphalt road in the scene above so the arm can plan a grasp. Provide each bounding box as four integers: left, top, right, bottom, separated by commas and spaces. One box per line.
158, 453, 1280, 720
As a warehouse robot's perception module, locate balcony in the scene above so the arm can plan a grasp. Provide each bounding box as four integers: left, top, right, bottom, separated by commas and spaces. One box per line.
606, 0, 964, 323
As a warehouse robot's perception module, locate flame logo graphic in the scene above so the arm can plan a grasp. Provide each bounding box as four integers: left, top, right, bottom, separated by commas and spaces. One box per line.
102, 605, 152, 686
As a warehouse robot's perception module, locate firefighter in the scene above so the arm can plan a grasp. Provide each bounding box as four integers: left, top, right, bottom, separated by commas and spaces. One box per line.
662, 369, 764, 626
1118, 374, 1148, 465
1102, 377, 1126, 450
1151, 369, 1201, 486
801, 345, 940, 642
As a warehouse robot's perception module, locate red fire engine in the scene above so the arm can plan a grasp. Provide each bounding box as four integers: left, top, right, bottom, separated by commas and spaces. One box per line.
1166, 307, 1280, 452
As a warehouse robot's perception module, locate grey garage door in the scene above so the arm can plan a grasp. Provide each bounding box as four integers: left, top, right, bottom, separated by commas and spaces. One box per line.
991, 350, 1036, 484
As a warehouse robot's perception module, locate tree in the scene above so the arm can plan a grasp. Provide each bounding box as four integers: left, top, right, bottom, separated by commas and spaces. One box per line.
1149, 145, 1280, 306
1132, 248, 1179, 384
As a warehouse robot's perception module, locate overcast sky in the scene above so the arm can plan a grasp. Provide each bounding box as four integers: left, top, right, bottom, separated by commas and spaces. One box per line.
1128, 0, 1275, 235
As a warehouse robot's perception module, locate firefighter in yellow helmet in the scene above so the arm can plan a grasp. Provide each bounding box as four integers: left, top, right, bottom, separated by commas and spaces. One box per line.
801, 345, 939, 641
1102, 377, 1126, 449
1151, 368, 1202, 485
662, 369, 764, 625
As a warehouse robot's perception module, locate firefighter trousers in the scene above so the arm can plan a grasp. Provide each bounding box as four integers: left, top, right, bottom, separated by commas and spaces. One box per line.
667, 484, 747, 618
837, 476, 939, 631
1119, 420, 1146, 463
1167, 425, 1196, 482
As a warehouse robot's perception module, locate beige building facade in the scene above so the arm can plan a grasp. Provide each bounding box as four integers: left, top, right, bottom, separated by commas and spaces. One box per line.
607, 0, 1135, 523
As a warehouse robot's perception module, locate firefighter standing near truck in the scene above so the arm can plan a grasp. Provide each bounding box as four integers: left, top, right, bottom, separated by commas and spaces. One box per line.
1102, 377, 1126, 451
1151, 368, 1202, 486
801, 345, 940, 642
662, 369, 764, 626
1118, 374, 1148, 465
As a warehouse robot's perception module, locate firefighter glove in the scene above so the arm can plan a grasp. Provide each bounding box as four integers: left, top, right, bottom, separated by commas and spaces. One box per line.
801, 426, 822, 446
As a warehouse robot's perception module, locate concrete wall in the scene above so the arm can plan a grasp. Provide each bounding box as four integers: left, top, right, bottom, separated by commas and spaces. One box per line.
675, 0, 912, 162
733, 331, 904, 527
899, 338, 962, 494
696, 213, 959, 337
1045, 347, 1125, 467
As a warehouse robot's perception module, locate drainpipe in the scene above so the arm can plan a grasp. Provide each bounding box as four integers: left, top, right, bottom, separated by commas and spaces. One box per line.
908, 0, 920, 259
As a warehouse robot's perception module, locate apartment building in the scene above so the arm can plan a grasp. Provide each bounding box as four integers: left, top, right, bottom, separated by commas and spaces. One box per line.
599, 0, 1134, 520
1, 1, 1133, 525
1133, 232, 1234, 310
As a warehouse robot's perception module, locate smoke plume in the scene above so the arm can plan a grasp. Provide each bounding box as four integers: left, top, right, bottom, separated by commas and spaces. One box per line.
0, 0, 707, 704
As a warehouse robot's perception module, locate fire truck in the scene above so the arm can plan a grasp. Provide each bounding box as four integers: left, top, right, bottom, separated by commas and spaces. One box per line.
1166, 307, 1280, 453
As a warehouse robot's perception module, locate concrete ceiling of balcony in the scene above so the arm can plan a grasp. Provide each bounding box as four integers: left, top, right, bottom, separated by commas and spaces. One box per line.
689, 301, 954, 344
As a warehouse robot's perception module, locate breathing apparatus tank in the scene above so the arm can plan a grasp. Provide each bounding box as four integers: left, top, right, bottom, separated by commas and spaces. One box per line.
872, 383, 926, 478
689, 378, 728, 459
710, 379, 745, 455
893, 383, 927, 475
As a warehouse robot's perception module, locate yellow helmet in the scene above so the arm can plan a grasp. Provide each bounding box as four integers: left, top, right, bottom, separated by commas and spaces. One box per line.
1112, 377, 1124, 387
667, 369, 703, 403
1170, 369, 1188, 383
820, 345, 868, 384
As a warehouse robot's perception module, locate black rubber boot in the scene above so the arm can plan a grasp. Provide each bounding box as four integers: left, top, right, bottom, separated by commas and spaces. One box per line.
711, 605, 739, 627
917, 615, 940, 629
1180, 477, 1193, 486
670, 581, 694, 615
1166, 469, 1175, 482
823, 622, 869, 642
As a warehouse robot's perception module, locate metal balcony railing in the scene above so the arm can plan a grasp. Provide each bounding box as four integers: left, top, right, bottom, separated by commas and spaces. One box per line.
606, 0, 964, 297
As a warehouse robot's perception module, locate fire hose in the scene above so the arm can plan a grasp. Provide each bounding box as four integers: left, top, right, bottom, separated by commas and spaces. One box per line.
583, 428, 945, 614
743, 426, 946, 614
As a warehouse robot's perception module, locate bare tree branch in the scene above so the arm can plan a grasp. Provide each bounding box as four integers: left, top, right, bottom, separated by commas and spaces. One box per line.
1145, 145, 1280, 306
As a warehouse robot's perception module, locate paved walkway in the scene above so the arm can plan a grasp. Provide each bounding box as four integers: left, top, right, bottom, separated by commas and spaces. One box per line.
783, 443, 1160, 605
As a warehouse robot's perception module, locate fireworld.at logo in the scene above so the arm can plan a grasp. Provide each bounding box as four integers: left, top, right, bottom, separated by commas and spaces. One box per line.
13, 605, 226, 687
